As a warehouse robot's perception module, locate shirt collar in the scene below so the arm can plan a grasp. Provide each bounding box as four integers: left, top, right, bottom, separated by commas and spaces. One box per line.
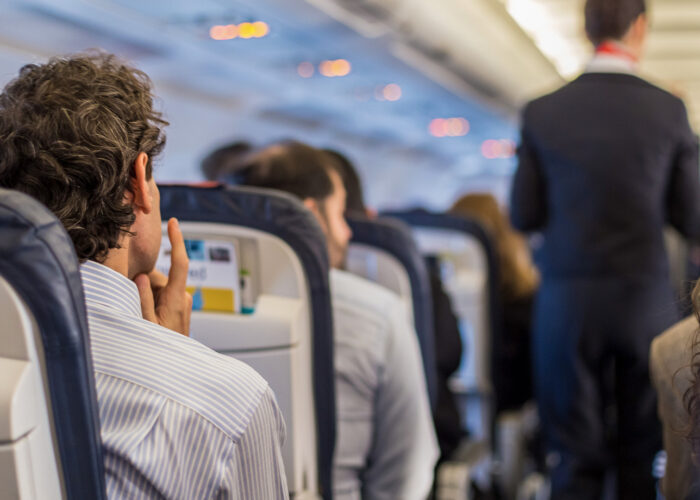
585, 43, 638, 75
80, 260, 143, 319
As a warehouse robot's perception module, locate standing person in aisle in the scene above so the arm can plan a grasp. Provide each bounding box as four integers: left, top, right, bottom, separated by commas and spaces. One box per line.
509, 0, 700, 498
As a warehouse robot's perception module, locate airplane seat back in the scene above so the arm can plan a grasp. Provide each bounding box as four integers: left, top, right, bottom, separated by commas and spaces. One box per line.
383, 210, 502, 441
158, 184, 335, 500
345, 216, 437, 410
0, 189, 106, 500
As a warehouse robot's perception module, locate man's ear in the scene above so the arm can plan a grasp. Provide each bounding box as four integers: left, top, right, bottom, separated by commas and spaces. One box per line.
303, 197, 329, 232
625, 13, 648, 48
131, 152, 152, 215
636, 13, 648, 40
303, 197, 319, 216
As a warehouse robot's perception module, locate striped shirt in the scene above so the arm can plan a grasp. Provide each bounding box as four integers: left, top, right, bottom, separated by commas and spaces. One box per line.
80, 261, 289, 499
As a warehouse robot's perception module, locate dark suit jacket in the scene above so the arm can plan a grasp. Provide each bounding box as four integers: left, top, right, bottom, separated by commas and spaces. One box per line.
511, 72, 700, 280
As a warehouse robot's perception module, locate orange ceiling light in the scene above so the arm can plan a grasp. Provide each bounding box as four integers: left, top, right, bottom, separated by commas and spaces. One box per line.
252, 21, 269, 38
210, 21, 269, 41
332, 59, 351, 76
238, 22, 255, 39
319, 59, 352, 77
319, 60, 334, 77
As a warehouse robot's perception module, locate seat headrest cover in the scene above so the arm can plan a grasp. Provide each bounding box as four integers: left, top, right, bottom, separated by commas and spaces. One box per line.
347, 215, 438, 410
0, 188, 106, 499
382, 209, 504, 388
159, 183, 336, 499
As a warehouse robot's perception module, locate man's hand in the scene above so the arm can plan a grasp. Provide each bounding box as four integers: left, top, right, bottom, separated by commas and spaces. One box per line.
134, 218, 192, 336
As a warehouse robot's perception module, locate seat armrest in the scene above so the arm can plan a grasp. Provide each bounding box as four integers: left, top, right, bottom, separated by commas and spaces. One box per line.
435, 439, 492, 500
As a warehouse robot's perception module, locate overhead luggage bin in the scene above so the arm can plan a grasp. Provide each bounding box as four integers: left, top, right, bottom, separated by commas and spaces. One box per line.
383, 209, 502, 440
0, 188, 106, 500
159, 184, 335, 500
344, 215, 438, 410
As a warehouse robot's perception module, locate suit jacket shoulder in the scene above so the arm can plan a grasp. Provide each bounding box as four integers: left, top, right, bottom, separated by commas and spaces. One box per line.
525, 73, 687, 121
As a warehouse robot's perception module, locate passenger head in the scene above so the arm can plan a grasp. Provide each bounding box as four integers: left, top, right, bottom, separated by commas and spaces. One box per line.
239, 141, 352, 269
323, 149, 370, 218
0, 52, 168, 275
450, 193, 539, 300
201, 140, 253, 182
584, 0, 647, 54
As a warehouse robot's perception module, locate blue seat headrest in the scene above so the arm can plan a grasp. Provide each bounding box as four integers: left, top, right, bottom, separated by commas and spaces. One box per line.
0, 188, 106, 500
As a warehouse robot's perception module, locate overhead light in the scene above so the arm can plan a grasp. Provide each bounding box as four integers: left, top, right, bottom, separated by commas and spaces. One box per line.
504, 0, 587, 78
481, 139, 516, 159
209, 25, 238, 41
253, 21, 269, 38
331, 59, 351, 76
382, 84, 402, 101
319, 59, 352, 77
429, 118, 469, 137
319, 60, 334, 77
209, 22, 269, 41
297, 62, 315, 78
238, 22, 255, 39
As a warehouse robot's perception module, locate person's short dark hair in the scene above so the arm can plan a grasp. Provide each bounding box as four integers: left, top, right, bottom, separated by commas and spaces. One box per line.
201, 141, 253, 181
0, 52, 168, 262
324, 149, 366, 216
584, 0, 646, 46
237, 141, 339, 202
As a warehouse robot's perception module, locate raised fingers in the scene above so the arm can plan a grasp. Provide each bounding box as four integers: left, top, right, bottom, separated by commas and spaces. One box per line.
166, 218, 189, 290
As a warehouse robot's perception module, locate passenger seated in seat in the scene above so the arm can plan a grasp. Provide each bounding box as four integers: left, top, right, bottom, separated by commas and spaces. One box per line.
330, 148, 465, 462
322, 149, 376, 219
450, 193, 539, 413
0, 53, 288, 499
233, 141, 439, 499
201, 140, 254, 182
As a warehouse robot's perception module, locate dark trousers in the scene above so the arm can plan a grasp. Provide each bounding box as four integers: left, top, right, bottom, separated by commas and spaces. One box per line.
533, 277, 678, 500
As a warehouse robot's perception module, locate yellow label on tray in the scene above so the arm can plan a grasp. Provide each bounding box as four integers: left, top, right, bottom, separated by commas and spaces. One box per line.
186, 286, 236, 313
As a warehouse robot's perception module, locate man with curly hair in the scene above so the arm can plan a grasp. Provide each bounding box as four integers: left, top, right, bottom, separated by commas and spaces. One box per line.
0, 52, 289, 498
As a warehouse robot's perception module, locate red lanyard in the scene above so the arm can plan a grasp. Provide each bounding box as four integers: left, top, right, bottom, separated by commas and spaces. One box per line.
595, 42, 638, 63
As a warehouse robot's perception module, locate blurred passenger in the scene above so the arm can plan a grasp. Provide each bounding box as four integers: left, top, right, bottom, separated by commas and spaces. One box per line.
201, 140, 253, 182
650, 294, 700, 499
330, 147, 465, 461
323, 148, 374, 218
0, 53, 288, 499
235, 141, 439, 499
451, 193, 538, 414
510, 0, 700, 497
424, 255, 466, 461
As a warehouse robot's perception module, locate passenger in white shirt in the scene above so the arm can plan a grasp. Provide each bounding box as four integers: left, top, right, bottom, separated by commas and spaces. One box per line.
0, 52, 288, 498
236, 141, 439, 499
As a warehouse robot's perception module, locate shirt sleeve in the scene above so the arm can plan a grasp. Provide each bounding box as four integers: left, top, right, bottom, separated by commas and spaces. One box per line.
666, 103, 700, 240
510, 106, 548, 232
219, 387, 289, 499
362, 299, 439, 500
